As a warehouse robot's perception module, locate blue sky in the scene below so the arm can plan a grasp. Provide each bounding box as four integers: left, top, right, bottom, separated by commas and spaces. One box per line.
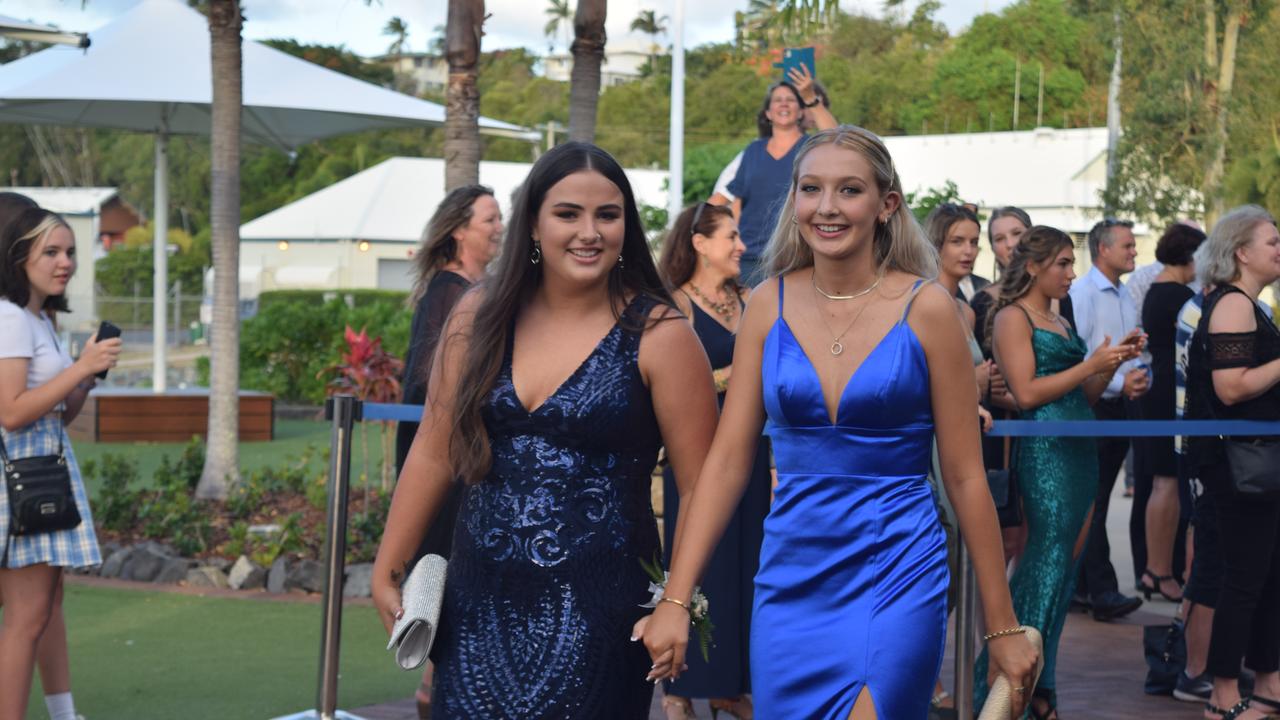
2, 0, 1013, 58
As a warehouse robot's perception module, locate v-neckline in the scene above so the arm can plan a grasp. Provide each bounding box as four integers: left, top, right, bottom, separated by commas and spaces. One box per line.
508, 301, 634, 416
776, 317, 916, 426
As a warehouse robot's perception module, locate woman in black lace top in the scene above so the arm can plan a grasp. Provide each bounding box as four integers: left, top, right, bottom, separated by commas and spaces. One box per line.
1185, 205, 1280, 720
393, 184, 502, 718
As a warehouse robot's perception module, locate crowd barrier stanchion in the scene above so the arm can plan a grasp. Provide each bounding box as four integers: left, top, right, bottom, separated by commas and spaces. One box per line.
955, 545, 977, 719
275, 394, 364, 720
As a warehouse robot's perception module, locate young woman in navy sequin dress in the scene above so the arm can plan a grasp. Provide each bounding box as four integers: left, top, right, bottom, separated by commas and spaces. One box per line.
372, 143, 719, 720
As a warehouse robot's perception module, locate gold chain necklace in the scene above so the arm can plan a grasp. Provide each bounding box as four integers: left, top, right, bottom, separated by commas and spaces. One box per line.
816, 297, 873, 356
687, 282, 737, 322
812, 271, 882, 301
1017, 301, 1060, 325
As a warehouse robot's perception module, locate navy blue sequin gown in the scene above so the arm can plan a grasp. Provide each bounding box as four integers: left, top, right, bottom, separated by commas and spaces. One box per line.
431, 296, 663, 719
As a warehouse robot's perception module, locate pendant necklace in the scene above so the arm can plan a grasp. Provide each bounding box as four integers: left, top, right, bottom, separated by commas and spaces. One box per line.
816, 298, 873, 356
1018, 301, 1060, 326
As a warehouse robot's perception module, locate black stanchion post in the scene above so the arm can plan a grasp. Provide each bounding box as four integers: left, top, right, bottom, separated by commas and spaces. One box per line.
955, 545, 977, 718
317, 395, 361, 719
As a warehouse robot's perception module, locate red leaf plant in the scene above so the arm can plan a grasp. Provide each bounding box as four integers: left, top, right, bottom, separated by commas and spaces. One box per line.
320, 326, 404, 495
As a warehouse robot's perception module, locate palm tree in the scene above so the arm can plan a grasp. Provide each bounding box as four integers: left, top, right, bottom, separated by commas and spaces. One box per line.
629, 9, 668, 71
198, 0, 242, 499
383, 16, 409, 57
544, 0, 572, 54
428, 24, 446, 55
444, 0, 484, 190
568, 0, 606, 142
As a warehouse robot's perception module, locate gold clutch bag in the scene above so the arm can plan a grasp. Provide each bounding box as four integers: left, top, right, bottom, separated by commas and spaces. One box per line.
977, 626, 1045, 720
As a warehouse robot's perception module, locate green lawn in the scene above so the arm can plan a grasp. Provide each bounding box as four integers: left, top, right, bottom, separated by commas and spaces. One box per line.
25, 584, 413, 719
72, 419, 392, 498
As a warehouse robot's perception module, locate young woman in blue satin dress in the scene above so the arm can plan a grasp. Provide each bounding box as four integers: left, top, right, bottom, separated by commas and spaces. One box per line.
639, 126, 1040, 720
976, 227, 1141, 719
371, 142, 720, 719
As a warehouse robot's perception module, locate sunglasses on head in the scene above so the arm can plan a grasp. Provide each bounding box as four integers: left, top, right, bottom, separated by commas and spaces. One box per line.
690, 202, 708, 236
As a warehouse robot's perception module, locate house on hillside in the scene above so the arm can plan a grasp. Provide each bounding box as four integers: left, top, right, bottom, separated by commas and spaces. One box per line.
0, 186, 140, 330
371, 52, 447, 95
234, 157, 668, 301
543, 38, 657, 87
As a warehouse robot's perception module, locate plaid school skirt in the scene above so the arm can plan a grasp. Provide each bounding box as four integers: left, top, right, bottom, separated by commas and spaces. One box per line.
0, 415, 101, 569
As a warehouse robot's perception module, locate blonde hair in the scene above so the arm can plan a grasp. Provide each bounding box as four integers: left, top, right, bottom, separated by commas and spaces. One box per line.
761, 125, 938, 280
1196, 205, 1277, 287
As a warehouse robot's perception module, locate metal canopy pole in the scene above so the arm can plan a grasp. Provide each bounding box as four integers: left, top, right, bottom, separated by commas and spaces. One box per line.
152, 130, 168, 393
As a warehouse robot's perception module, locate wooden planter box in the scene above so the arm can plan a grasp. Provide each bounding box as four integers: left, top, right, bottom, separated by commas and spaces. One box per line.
67, 388, 274, 443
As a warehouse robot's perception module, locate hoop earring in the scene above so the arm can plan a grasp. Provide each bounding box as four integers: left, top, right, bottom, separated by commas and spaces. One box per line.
617, 253, 625, 268
530, 244, 541, 264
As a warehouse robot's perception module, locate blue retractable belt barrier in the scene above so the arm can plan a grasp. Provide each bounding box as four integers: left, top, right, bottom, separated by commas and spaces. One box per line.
362, 402, 1280, 437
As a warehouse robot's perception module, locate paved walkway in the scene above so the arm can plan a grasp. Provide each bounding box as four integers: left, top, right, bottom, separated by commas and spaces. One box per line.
354, 477, 1208, 719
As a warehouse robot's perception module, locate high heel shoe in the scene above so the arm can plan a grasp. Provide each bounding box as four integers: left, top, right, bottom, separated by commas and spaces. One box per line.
1140, 568, 1184, 602
661, 695, 696, 720
709, 695, 753, 719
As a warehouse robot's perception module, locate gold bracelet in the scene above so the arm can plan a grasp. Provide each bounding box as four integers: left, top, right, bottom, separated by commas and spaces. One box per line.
983, 626, 1027, 642
660, 596, 691, 614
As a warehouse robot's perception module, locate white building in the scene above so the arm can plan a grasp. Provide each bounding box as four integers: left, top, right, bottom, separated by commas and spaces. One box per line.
882, 126, 1149, 278
543, 38, 658, 88
373, 53, 447, 95
237, 157, 669, 298
1, 187, 140, 332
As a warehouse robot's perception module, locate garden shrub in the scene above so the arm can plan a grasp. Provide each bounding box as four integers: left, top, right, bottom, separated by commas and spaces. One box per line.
86, 453, 143, 532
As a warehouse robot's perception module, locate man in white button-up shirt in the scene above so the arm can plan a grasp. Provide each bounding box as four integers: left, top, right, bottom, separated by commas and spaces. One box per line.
1068, 218, 1150, 621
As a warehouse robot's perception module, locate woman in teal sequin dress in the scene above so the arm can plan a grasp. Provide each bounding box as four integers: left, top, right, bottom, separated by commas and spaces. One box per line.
977, 227, 1142, 718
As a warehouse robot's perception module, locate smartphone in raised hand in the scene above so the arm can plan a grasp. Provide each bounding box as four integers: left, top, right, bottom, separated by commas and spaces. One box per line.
95, 321, 122, 379
773, 47, 815, 83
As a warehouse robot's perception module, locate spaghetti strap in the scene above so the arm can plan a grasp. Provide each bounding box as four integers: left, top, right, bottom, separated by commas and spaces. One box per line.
898, 279, 930, 323
778, 275, 785, 320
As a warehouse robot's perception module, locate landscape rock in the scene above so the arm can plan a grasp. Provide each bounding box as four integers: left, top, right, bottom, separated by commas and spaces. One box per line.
139, 540, 176, 557
99, 546, 134, 579
228, 555, 267, 590
343, 563, 374, 598
154, 557, 195, 584
122, 545, 170, 582
267, 557, 289, 594
204, 556, 233, 573
185, 565, 230, 589
286, 559, 325, 594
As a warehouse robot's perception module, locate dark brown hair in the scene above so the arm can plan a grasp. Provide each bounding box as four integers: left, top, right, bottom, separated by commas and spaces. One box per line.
410, 184, 494, 304
0, 206, 72, 313
984, 225, 1074, 350
924, 203, 980, 252
1154, 223, 1207, 266
446, 142, 675, 484
657, 202, 736, 289
757, 82, 804, 139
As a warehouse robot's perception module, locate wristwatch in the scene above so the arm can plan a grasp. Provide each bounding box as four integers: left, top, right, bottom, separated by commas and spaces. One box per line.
803, 96, 821, 108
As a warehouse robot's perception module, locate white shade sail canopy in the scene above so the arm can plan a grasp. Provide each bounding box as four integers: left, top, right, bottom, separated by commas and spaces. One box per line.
0, 0, 537, 148
0, 14, 89, 49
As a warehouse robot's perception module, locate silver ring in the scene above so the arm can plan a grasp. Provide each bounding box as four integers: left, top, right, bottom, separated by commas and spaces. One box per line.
1013, 686, 1026, 693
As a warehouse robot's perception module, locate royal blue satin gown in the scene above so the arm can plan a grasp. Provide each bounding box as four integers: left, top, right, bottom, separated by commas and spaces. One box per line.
753, 277, 949, 719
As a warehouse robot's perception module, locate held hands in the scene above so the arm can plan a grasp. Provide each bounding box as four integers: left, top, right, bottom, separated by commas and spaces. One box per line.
76, 331, 122, 377
975, 359, 994, 397
988, 363, 1010, 401
633, 601, 690, 684
987, 632, 1041, 719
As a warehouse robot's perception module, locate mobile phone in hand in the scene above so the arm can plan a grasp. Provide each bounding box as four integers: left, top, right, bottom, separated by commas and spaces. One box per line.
95, 321, 122, 380
773, 47, 815, 82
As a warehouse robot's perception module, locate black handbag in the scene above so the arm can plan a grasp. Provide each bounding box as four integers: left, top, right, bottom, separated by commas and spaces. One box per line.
987, 434, 1023, 528
1223, 438, 1280, 497
1, 423, 82, 563
1143, 620, 1187, 695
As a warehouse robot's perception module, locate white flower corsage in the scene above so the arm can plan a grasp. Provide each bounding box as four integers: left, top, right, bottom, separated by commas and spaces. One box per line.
640, 555, 714, 661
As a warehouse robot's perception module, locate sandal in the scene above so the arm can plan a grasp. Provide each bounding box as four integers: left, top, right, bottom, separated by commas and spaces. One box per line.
709, 695, 754, 719
661, 695, 696, 720
1253, 696, 1280, 713
1205, 699, 1266, 720
1029, 688, 1059, 720
1140, 568, 1184, 602
930, 690, 953, 709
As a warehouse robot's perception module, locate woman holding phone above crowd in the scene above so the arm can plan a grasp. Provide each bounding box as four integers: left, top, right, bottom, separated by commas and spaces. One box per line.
639, 126, 1038, 719
0, 206, 121, 720
728, 65, 836, 286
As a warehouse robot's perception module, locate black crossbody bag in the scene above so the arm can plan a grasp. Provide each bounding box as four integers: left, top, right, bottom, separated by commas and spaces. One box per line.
2, 424, 82, 548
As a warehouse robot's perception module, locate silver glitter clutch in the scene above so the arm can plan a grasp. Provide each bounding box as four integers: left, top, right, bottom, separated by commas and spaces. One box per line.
977, 626, 1044, 720
387, 553, 448, 670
